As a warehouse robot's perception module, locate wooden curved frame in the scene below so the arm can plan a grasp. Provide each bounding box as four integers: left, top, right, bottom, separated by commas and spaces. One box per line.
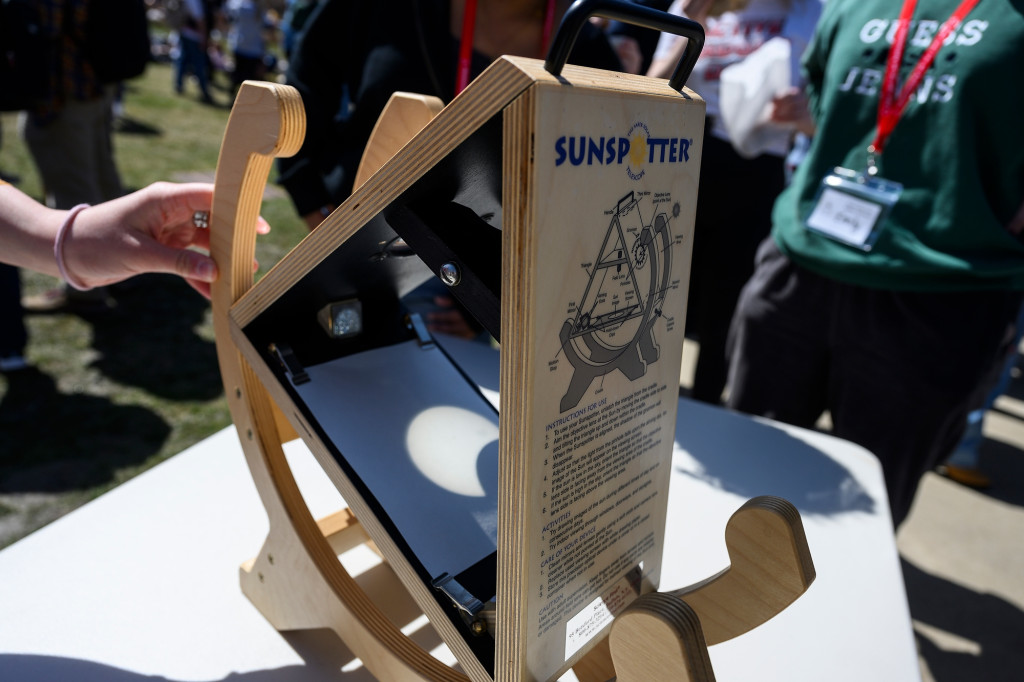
210, 81, 468, 682
210, 81, 815, 682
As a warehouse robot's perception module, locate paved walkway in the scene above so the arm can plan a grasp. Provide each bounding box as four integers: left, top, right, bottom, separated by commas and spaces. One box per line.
680, 340, 1024, 682
899, 388, 1024, 682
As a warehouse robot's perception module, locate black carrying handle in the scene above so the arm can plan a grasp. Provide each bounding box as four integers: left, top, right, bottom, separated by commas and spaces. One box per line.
545, 0, 705, 92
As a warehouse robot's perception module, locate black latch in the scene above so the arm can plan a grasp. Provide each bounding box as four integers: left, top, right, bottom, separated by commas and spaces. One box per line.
268, 342, 310, 385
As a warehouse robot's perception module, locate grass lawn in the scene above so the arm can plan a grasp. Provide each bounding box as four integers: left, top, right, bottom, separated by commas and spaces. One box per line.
0, 61, 309, 547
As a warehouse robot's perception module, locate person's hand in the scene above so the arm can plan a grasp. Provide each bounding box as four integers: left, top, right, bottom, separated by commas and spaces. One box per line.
63, 182, 269, 298
770, 87, 815, 137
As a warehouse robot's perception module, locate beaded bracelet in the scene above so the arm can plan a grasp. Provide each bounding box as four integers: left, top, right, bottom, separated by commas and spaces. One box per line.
54, 203, 92, 291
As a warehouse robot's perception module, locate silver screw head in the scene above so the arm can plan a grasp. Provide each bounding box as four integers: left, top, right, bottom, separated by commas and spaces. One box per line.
439, 262, 461, 287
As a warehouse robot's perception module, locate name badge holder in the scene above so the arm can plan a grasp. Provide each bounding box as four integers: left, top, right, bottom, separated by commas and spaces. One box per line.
805, 167, 902, 251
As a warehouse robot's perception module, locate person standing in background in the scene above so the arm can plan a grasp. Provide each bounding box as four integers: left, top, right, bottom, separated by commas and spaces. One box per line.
175, 0, 215, 104
280, 0, 320, 59
20, 0, 124, 211
724, 0, 1024, 527
649, 0, 822, 405
225, 0, 270, 95
19, 0, 127, 312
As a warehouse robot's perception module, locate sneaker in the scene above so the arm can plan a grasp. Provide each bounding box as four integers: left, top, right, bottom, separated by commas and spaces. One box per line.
938, 464, 991, 490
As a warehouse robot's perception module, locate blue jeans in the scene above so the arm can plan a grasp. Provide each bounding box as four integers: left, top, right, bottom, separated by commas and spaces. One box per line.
175, 35, 211, 98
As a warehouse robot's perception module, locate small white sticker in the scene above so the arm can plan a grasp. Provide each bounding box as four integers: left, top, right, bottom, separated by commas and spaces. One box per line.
564, 566, 643, 659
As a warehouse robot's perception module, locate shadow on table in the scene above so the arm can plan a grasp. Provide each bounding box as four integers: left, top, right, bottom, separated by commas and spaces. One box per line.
674, 399, 879, 517
902, 558, 1024, 682
0, 622, 445, 681
0, 654, 354, 681
413, 334, 879, 520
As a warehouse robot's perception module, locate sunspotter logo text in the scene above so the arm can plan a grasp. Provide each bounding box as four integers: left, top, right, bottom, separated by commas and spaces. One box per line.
554, 121, 692, 181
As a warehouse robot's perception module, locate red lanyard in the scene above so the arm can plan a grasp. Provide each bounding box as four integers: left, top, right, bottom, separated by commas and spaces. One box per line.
871, 0, 981, 155
455, 0, 479, 96
455, 0, 558, 95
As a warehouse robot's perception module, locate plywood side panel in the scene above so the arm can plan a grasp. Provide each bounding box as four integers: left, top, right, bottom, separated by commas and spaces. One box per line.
498, 78, 705, 682
497, 85, 538, 682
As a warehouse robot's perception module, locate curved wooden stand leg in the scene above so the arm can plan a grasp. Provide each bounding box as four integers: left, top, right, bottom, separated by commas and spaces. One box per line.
574, 496, 814, 682
353, 92, 444, 190
609, 593, 714, 682
210, 80, 467, 682
669, 496, 815, 645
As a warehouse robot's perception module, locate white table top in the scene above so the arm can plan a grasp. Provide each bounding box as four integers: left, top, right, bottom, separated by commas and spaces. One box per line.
0, 338, 921, 682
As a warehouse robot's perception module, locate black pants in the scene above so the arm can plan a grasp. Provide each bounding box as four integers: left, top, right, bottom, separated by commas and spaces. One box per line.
0, 263, 27, 359
686, 133, 785, 404
727, 238, 1023, 527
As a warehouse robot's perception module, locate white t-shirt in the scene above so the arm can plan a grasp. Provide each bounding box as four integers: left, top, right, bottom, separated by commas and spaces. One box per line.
655, 0, 823, 155
227, 0, 266, 58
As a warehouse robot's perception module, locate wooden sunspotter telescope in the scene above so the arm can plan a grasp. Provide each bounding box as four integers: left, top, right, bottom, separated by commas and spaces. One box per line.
209, 1, 814, 680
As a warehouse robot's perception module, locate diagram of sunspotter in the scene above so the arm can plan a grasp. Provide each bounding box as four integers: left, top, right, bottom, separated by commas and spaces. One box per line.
555, 190, 682, 412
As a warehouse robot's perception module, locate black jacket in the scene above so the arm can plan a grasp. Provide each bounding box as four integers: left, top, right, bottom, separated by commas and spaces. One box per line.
277, 0, 624, 216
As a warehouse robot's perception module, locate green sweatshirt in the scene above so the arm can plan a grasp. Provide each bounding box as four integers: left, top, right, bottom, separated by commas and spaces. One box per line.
773, 0, 1024, 291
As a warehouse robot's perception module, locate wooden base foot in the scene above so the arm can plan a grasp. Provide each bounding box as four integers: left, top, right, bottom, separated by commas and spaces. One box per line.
240, 509, 370, 631
574, 496, 814, 682
610, 593, 714, 682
